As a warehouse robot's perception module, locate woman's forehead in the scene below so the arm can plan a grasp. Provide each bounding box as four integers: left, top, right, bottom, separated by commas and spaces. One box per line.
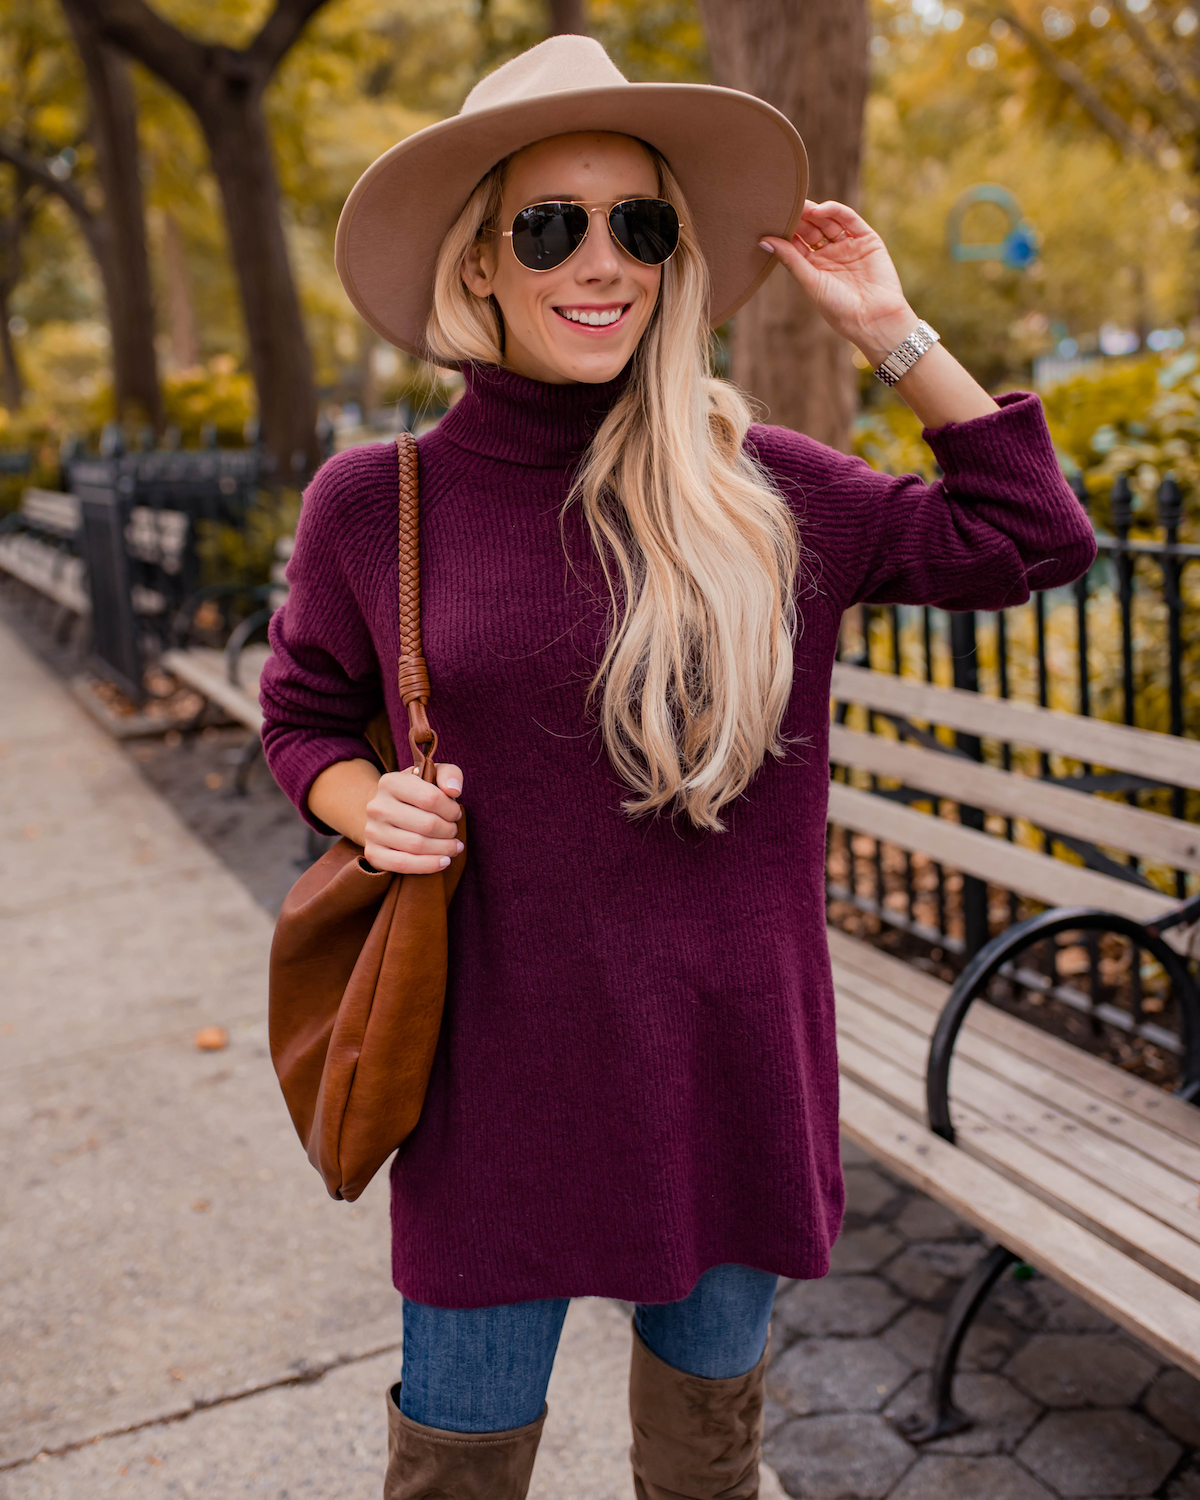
503, 133, 658, 200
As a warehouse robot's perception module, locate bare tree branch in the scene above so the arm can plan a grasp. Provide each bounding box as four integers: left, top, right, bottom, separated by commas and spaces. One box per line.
247, 0, 330, 73
1109, 0, 1200, 126
976, 3, 1161, 160
77, 0, 204, 111
0, 136, 94, 225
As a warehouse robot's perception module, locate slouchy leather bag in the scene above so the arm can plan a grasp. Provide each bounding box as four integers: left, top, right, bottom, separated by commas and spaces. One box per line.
268, 434, 466, 1202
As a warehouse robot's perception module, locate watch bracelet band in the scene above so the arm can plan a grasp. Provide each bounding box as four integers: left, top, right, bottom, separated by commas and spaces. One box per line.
873, 319, 940, 387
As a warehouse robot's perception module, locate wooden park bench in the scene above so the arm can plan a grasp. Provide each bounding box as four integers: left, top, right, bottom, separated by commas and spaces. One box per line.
160, 533, 291, 790
0, 486, 193, 626
827, 661, 1200, 1439
0, 488, 90, 618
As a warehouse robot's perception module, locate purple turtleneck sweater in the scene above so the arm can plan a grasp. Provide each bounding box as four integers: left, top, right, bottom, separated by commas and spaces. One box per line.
261, 364, 1095, 1308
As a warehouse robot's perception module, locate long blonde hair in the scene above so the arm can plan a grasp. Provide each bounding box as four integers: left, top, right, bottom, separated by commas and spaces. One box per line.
425, 145, 801, 831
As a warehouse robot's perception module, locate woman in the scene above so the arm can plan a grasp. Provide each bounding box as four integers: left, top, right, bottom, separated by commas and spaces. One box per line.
260, 34, 1095, 1500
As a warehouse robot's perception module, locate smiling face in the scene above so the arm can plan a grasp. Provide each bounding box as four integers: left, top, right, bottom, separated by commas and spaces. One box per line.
461, 132, 663, 385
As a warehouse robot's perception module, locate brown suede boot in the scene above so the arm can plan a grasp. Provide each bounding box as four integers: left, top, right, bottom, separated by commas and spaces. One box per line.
384, 1382, 547, 1499
628, 1319, 770, 1500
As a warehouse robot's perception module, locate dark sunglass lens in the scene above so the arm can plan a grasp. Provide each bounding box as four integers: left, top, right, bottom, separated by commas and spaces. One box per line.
510, 203, 589, 270
608, 200, 680, 266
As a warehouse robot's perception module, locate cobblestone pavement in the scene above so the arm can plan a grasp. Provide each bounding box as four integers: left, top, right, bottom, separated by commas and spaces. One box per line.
764, 1139, 1200, 1500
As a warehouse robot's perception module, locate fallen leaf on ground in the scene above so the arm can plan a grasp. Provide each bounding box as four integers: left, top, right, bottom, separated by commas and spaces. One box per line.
191, 1199, 210, 1212
193, 1026, 228, 1051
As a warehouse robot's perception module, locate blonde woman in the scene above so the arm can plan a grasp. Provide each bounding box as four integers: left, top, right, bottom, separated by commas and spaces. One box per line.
260, 36, 1095, 1500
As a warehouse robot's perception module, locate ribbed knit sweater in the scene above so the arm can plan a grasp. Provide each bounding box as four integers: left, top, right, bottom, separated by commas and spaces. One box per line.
260, 363, 1096, 1309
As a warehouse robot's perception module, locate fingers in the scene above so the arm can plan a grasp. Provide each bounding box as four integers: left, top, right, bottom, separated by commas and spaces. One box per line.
796, 199, 874, 248
436, 762, 464, 797
760, 233, 818, 283
362, 839, 461, 876
364, 765, 465, 873
373, 766, 462, 828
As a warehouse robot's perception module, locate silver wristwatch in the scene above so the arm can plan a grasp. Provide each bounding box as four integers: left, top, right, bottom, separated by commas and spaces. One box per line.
873, 320, 940, 387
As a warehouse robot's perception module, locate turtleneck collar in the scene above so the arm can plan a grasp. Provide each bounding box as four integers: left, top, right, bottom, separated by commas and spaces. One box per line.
435, 361, 631, 470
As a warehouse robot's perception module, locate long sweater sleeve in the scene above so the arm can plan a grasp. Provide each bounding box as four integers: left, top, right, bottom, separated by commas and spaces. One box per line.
748, 391, 1097, 619
259, 446, 391, 832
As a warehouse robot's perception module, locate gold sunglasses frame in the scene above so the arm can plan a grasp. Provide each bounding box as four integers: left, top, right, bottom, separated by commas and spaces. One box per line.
499, 198, 684, 273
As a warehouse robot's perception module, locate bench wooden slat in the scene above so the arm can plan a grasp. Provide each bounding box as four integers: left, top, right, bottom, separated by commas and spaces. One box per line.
826, 926, 1200, 1150
829, 724, 1200, 874
832, 961, 1200, 1184
836, 1030, 1200, 1298
161, 648, 263, 732
0, 536, 89, 614
20, 487, 80, 536
839, 1077, 1200, 1381
837, 990, 1200, 1228
831, 662, 1200, 793
828, 782, 1172, 923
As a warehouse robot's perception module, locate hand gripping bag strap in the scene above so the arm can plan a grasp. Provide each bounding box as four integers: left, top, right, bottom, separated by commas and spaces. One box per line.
267, 430, 466, 1203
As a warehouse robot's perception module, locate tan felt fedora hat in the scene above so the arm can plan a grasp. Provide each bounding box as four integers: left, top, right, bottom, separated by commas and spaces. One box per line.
335, 35, 808, 360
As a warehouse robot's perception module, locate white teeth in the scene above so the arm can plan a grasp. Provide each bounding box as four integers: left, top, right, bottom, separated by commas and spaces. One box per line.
559, 307, 623, 326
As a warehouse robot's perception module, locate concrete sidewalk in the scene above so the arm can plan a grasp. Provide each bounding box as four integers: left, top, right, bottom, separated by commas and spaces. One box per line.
1, 619, 733, 1498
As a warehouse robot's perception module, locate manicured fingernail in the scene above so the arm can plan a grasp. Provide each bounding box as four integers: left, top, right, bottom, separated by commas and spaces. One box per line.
455, 841, 464, 854
759, 239, 775, 253
444, 779, 462, 793
439, 856, 451, 868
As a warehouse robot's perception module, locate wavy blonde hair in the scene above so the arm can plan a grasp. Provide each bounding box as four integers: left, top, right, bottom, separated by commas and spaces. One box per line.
425, 144, 801, 831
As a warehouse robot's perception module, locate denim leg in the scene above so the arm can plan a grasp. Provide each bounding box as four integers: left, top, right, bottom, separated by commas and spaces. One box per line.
634, 1264, 778, 1379
399, 1294, 570, 1433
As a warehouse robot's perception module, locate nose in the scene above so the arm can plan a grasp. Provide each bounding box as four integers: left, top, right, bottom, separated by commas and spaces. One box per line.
573, 207, 622, 281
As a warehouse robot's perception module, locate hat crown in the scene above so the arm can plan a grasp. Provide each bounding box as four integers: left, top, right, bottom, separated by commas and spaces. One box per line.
460, 35, 629, 117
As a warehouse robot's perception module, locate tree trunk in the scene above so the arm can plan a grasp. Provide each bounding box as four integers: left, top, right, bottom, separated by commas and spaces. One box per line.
549, 0, 588, 35
0, 178, 34, 411
161, 210, 199, 369
698, 0, 869, 450
0, 298, 22, 411
196, 90, 319, 472
60, 0, 162, 429
86, 0, 330, 473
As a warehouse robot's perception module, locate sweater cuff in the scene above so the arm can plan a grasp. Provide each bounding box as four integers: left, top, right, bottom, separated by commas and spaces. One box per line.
275, 733, 384, 837
922, 391, 1053, 475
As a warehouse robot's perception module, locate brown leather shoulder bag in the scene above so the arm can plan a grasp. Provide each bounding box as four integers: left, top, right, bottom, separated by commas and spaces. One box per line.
267, 433, 465, 1201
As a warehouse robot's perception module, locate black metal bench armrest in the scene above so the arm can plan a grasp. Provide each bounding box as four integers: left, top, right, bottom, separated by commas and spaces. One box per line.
224, 604, 276, 688
926, 904, 1200, 1142
169, 582, 273, 648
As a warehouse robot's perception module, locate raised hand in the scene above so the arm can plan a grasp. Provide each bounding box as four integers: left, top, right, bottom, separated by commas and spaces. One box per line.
760, 199, 916, 368
759, 198, 999, 427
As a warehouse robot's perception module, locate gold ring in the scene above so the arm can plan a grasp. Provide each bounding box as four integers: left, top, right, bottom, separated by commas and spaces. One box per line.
812, 236, 829, 250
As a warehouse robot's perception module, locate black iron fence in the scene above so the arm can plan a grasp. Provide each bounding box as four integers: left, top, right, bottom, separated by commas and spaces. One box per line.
827, 471, 1200, 1089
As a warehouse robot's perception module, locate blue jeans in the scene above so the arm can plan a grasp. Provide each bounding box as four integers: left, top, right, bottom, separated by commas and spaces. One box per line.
399, 1263, 778, 1433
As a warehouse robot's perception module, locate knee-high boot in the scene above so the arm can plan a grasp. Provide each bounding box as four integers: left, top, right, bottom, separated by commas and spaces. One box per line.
628, 1319, 770, 1500
384, 1383, 547, 1499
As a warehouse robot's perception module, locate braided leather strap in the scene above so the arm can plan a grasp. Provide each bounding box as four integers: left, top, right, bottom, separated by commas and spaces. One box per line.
395, 434, 437, 779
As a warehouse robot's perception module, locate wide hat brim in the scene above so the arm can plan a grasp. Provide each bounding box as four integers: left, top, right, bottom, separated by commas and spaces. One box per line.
336, 82, 809, 361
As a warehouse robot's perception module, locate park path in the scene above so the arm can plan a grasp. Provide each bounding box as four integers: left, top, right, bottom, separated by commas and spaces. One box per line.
0, 617, 681, 1499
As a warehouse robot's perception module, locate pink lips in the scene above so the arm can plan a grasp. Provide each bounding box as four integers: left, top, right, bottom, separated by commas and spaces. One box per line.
553, 303, 632, 336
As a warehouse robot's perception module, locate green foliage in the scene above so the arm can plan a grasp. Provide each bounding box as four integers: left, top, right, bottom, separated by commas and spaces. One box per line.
195, 485, 301, 590
1040, 349, 1200, 534
853, 394, 937, 479
865, 0, 1199, 390
160, 357, 256, 448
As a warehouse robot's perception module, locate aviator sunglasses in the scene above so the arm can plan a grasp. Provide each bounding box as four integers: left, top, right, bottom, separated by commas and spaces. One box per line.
502, 197, 682, 273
